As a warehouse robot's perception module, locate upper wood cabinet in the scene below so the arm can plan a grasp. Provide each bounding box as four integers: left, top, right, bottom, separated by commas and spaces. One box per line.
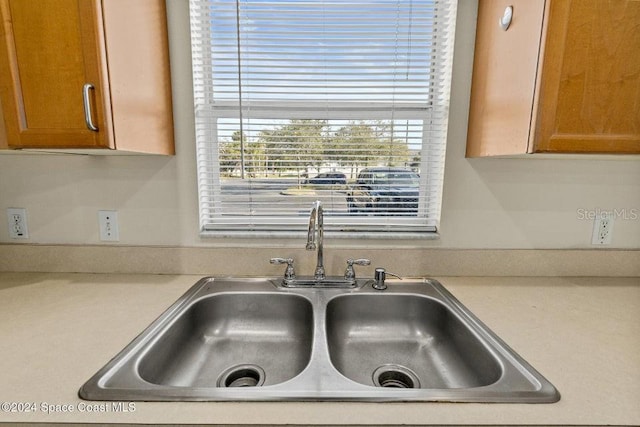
466, 0, 640, 157
0, 0, 174, 154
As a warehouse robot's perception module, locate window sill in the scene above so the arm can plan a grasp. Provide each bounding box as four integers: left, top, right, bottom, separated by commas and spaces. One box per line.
200, 230, 440, 244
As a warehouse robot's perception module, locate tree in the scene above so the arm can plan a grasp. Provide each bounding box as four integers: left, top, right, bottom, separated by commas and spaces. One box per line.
223, 119, 412, 180
328, 120, 411, 177
373, 120, 411, 168
330, 121, 375, 177
218, 131, 243, 176
219, 129, 268, 178
257, 119, 327, 185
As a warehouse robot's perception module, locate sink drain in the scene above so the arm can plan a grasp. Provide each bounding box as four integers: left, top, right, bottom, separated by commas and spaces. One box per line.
372, 365, 421, 389
217, 364, 266, 388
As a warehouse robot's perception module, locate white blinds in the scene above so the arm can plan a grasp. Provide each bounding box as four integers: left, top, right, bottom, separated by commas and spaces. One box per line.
190, 0, 457, 235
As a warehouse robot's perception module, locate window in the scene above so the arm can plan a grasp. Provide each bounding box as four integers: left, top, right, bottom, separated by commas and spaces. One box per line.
189, 0, 457, 237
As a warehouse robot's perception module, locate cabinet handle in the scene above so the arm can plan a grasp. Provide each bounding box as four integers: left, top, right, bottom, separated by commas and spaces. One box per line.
499, 6, 513, 31
82, 83, 99, 132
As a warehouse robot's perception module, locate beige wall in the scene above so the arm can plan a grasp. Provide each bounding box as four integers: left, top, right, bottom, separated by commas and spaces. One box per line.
0, 1, 638, 249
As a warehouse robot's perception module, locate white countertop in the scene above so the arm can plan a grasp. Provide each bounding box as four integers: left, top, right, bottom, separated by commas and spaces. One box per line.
0, 273, 638, 426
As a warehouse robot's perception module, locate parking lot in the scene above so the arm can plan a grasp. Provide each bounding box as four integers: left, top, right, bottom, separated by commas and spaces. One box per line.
220, 179, 349, 216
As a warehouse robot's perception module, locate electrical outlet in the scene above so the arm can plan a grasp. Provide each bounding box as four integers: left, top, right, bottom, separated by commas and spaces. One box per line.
98, 210, 119, 242
592, 213, 614, 245
7, 208, 29, 239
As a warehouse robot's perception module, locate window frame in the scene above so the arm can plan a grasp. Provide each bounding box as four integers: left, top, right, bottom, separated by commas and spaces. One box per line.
190, 0, 457, 239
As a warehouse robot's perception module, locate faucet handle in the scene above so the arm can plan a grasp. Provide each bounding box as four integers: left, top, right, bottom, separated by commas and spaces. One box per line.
270, 257, 296, 281
344, 258, 371, 280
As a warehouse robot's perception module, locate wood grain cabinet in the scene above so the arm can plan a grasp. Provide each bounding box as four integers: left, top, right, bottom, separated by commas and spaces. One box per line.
466, 0, 640, 157
0, 0, 174, 154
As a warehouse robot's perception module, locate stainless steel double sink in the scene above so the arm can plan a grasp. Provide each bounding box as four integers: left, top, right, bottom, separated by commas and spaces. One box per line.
79, 277, 560, 402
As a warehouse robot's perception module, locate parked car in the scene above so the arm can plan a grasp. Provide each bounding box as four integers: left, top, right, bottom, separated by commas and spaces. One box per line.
346, 167, 419, 215
307, 172, 347, 186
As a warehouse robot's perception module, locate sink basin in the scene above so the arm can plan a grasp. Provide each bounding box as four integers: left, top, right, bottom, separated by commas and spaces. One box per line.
80, 277, 559, 402
326, 294, 502, 389
138, 293, 313, 388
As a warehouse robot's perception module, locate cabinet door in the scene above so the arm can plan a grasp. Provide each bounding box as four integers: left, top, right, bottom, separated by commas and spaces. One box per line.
0, 0, 112, 149
466, 0, 546, 157
534, 0, 640, 153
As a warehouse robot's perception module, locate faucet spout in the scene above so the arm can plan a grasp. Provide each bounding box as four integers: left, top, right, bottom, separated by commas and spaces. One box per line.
306, 200, 325, 280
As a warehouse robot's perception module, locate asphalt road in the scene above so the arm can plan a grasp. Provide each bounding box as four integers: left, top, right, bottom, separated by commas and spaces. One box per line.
220, 179, 349, 215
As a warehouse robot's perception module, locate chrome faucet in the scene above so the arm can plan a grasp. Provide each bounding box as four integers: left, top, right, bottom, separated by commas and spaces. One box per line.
270, 200, 370, 287
306, 200, 325, 280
